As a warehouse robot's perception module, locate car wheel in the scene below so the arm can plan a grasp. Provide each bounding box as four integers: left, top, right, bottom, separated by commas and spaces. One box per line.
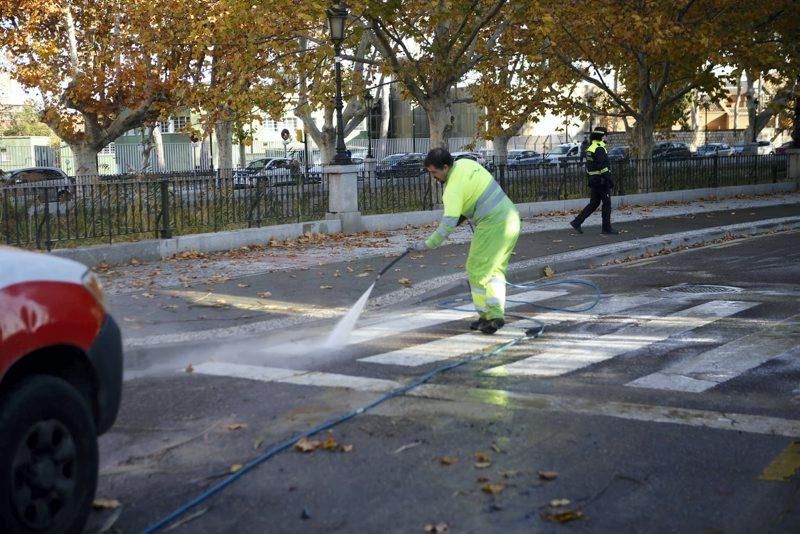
0, 375, 98, 534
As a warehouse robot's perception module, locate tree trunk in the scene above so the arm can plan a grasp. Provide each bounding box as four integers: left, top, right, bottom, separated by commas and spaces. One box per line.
71, 143, 99, 179
632, 113, 655, 193
379, 87, 391, 139
153, 127, 165, 172
238, 142, 246, 167
214, 120, 233, 170
317, 126, 336, 164
690, 96, 703, 150
423, 96, 453, 150
492, 135, 511, 165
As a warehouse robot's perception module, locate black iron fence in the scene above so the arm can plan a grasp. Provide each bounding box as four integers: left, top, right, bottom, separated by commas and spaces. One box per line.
1, 155, 791, 250
1, 169, 328, 250
496, 154, 788, 204
358, 163, 441, 214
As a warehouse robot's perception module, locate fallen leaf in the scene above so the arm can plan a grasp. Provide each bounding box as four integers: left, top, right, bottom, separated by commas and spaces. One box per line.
543, 266, 555, 277
227, 423, 248, 431
320, 285, 333, 289
230, 464, 242, 473
538, 470, 559, 481
294, 438, 322, 453
424, 522, 450, 533
398, 277, 412, 287
481, 483, 506, 495
237, 283, 250, 288
543, 510, 584, 523
440, 456, 458, 465
253, 439, 264, 449
257, 292, 273, 299
475, 451, 491, 463
501, 470, 518, 479
130, 258, 140, 266
550, 498, 571, 507
321, 435, 338, 449
340, 444, 353, 453
355, 272, 370, 278
474, 462, 492, 469
141, 292, 155, 298
185, 364, 194, 373
92, 498, 121, 509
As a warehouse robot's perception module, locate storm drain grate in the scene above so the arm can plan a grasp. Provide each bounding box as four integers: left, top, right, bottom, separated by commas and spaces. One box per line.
661, 284, 743, 295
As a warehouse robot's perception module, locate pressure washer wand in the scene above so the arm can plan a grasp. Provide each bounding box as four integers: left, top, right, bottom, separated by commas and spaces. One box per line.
375, 249, 411, 281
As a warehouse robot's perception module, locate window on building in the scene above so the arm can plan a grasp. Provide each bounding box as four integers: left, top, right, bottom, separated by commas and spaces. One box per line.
99, 143, 115, 155
171, 116, 190, 131
0, 148, 8, 162
266, 119, 279, 131
284, 117, 298, 129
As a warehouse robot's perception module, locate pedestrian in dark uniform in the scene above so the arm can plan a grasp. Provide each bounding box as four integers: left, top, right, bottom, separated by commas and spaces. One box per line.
570, 126, 618, 234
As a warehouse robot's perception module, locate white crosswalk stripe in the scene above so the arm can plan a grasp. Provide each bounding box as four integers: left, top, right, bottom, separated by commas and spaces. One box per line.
191, 362, 401, 392
484, 300, 757, 377
348, 289, 564, 346
359, 295, 657, 368
627, 314, 800, 392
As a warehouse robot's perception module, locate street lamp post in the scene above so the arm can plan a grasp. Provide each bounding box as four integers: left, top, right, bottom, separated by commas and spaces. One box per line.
327, 3, 351, 165
364, 90, 374, 159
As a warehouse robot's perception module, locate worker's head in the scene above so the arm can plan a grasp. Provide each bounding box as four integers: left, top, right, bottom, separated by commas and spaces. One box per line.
424, 148, 454, 183
590, 126, 607, 142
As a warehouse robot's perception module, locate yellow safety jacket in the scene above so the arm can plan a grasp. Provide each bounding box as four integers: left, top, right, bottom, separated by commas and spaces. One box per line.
424, 159, 514, 249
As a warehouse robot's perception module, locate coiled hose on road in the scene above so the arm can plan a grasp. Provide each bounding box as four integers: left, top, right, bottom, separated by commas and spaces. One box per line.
142, 257, 601, 532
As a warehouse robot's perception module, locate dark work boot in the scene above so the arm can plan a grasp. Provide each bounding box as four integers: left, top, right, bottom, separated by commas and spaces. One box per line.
479, 318, 505, 335
470, 318, 487, 330
570, 220, 583, 234
601, 227, 619, 235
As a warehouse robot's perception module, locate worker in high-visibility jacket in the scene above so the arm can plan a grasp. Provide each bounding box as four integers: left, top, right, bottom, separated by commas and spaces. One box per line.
409, 148, 521, 334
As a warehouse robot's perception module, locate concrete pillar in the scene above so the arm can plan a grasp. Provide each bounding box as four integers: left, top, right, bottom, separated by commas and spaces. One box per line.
324, 163, 362, 232
363, 158, 377, 182
786, 149, 800, 183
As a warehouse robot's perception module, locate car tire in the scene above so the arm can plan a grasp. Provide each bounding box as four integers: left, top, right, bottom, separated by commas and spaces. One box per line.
0, 375, 98, 534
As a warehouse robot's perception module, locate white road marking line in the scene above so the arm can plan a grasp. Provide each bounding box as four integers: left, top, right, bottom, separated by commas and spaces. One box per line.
409, 384, 800, 438
485, 300, 757, 377
359, 295, 655, 367
191, 362, 400, 392
358, 321, 538, 367
628, 314, 800, 392
348, 289, 564, 346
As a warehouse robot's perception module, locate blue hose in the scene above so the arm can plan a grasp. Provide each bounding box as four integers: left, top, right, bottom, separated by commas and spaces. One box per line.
142, 276, 600, 532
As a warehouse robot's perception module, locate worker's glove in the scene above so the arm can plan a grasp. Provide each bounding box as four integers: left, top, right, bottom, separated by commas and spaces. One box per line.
408, 241, 428, 252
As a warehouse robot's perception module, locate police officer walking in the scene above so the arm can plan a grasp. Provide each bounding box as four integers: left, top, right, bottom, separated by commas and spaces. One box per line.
570, 126, 618, 235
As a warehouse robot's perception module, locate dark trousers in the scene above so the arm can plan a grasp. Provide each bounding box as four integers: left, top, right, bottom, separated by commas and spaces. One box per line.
573, 184, 612, 230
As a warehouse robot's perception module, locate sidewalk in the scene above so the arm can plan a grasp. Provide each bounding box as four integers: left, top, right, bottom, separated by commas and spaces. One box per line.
102, 191, 800, 348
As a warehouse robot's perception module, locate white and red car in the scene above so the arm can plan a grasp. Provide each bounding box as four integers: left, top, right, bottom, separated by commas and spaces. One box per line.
0, 246, 122, 533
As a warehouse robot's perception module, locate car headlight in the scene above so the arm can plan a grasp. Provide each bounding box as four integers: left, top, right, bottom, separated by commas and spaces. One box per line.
82, 270, 106, 308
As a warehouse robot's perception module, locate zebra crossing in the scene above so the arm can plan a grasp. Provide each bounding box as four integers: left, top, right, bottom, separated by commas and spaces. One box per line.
191, 291, 799, 399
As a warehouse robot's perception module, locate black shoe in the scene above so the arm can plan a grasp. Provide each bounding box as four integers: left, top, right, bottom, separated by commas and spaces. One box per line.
470, 318, 487, 330
601, 228, 619, 235
479, 318, 505, 335
570, 220, 583, 234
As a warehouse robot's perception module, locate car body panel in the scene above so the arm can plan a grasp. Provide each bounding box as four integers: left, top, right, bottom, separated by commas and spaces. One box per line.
0, 247, 122, 434
652, 141, 692, 160
695, 143, 733, 157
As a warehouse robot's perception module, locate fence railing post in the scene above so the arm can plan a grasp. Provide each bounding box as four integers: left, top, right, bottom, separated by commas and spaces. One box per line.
159, 177, 172, 239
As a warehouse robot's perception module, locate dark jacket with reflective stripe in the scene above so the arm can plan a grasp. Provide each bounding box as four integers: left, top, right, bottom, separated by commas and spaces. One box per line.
586, 140, 610, 177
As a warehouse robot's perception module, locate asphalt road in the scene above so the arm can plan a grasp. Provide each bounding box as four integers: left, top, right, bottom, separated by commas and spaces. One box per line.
89, 230, 800, 533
